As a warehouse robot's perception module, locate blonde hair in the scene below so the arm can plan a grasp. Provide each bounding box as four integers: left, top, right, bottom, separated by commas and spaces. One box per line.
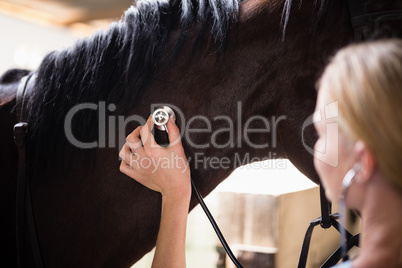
319, 39, 402, 193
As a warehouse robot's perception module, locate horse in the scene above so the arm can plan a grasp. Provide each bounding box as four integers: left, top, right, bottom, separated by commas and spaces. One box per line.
1, 0, 401, 266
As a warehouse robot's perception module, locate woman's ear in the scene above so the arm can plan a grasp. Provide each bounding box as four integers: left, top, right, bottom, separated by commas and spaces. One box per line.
353, 141, 375, 184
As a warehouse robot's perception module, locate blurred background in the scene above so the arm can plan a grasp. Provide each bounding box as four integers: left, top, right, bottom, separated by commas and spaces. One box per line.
0, 1, 358, 267
0, 0, 132, 74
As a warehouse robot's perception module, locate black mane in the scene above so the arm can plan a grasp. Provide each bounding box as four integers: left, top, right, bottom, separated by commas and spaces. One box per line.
26, 0, 241, 173
281, 0, 329, 39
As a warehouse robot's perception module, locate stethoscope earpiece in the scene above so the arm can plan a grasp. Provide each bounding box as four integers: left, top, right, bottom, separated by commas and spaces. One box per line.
339, 167, 357, 262
340, 168, 356, 201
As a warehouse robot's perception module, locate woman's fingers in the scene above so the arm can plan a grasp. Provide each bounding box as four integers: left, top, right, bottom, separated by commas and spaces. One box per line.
119, 143, 139, 167
120, 125, 142, 162
126, 125, 143, 150
166, 116, 182, 147
118, 142, 130, 161
141, 115, 162, 151
133, 114, 182, 152
119, 159, 133, 175
119, 113, 188, 176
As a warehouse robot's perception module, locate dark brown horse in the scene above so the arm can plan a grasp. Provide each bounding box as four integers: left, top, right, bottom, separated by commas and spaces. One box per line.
1, 0, 401, 266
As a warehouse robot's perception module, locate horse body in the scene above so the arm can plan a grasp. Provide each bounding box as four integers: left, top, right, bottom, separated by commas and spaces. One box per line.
1, 0, 401, 266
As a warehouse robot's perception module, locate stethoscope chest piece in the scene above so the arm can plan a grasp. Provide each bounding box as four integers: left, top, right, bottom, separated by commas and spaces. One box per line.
152, 106, 175, 131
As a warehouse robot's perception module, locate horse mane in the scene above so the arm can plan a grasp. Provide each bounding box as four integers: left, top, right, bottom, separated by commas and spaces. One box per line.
26, 0, 241, 173
281, 0, 329, 39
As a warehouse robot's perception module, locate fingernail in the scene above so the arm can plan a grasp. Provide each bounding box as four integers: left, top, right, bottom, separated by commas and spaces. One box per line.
170, 115, 176, 123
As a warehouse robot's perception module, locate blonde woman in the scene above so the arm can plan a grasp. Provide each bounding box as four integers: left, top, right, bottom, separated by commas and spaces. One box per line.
119, 40, 402, 267
314, 39, 402, 267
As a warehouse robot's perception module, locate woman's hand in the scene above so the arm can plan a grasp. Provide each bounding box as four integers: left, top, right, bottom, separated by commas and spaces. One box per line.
119, 115, 191, 199
120, 115, 191, 267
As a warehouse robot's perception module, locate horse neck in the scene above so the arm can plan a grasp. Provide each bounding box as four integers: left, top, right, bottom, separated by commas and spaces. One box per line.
161, 2, 350, 142
123, 0, 354, 198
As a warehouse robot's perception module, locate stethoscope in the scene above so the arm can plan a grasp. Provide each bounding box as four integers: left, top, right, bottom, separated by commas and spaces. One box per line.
152, 106, 244, 268
339, 168, 357, 262
151, 106, 356, 267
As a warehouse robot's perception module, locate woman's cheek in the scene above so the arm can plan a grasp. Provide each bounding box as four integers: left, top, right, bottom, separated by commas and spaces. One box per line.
314, 137, 335, 201
314, 138, 325, 177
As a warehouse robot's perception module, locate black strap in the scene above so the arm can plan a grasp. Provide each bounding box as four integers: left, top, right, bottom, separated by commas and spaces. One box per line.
297, 215, 321, 268
321, 234, 360, 268
14, 122, 28, 268
14, 73, 44, 268
319, 185, 331, 229
347, 0, 402, 40
15, 73, 35, 123
191, 179, 244, 268
297, 212, 358, 268
298, 185, 357, 268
